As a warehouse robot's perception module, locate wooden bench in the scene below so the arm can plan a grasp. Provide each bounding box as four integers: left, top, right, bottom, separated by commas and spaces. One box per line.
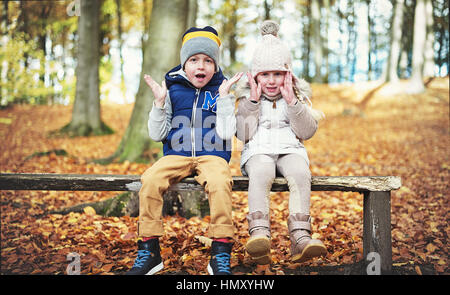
0, 173, 401, 274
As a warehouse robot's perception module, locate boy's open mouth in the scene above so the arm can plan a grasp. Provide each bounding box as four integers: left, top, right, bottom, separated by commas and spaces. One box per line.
195, 74, 206, 79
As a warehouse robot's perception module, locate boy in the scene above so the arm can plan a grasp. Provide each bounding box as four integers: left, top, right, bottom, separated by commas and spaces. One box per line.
126, 26, 242, 275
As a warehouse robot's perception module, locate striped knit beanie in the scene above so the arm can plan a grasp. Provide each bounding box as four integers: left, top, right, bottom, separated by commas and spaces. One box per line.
180, 26, 221, 72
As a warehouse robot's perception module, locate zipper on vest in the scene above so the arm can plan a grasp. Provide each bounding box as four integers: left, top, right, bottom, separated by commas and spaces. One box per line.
191, 88, 201, 157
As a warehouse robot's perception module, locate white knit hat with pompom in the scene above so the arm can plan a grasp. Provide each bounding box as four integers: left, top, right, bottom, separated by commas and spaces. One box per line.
250, 20, 292, 77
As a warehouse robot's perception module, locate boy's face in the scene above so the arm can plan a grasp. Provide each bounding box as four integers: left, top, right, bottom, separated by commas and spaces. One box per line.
184, 54, 216, 89
256, 71, 286, 97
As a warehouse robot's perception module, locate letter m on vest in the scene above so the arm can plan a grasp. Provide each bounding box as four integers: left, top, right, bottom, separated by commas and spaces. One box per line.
201, 91, 218, 113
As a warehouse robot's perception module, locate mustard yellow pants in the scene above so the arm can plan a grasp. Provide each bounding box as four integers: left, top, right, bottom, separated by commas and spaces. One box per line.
138, 155, 234, 239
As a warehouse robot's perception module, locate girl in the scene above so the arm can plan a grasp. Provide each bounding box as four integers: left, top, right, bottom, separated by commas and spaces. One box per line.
235, 20, 326, 264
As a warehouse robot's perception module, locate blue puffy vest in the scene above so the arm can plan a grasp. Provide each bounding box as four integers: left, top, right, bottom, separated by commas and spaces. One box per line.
162, 65, 232, 162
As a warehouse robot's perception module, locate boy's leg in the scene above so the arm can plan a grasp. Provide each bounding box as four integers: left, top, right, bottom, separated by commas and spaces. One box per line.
138, 155, 194, 237
194, 156, 234, 239
194, 156, 234, 275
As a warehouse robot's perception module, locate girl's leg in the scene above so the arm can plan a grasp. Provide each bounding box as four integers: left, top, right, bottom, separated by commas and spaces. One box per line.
276, 153, 327, 263
245, 154, 276, 216
276, 153, 311, 215
244, 154, 275, 264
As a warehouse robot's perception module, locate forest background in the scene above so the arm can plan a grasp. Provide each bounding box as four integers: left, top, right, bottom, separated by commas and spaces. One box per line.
0, 0, 448, 275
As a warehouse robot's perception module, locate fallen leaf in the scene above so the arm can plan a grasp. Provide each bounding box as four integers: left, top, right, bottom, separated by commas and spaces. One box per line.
83, 206, 96, 216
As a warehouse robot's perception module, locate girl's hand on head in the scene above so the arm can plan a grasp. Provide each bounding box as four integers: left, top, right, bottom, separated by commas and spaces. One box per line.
144, 74, 167, 108
247, 71, 261, 102
280, 71, 296, 105
219, 72, 244, 98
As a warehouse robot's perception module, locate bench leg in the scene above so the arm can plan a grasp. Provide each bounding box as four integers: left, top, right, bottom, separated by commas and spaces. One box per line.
363, 191, 392, 274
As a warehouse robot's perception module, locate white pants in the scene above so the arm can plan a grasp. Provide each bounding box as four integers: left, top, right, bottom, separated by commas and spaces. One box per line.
244, 153, 311, 216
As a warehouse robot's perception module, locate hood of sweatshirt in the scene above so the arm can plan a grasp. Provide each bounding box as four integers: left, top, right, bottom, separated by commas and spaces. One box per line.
165, 64, 225, 90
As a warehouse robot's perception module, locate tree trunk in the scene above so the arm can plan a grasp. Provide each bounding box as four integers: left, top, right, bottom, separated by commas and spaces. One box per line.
311, 0, 323, 83
383, 0, 404, 83
337, 0, 344, 82
104, 0, 189, 164
423, 0, 435, 77
186, 0, 198, 28
366, 0, 373, 80
322, 0, 330, 83
347, 1, 357, 82
228, 0, 238, 66
115, 0, 126, 99
60, 0, 113, 136
408, 0, 426, 94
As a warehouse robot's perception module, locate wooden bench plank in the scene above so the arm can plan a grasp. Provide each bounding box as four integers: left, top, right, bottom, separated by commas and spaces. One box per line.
0, 173, 401, 192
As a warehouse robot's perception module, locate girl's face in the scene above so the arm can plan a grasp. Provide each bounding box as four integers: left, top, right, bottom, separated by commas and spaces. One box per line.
184, 53, 216, 89
256, 71, 286, 97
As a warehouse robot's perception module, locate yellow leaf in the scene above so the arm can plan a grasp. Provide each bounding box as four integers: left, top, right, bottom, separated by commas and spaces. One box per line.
0, 117, 12, 124
83, 206, 96, 216
195, 235, 212, 247
426, 243, 437, 253
2, 247, 16, 252
67, 218, 78, 224
429, 222, 438, 233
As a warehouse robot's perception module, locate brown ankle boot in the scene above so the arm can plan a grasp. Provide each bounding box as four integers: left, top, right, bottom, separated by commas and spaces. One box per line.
245, 211, 271, 264
288, 213, 327, 263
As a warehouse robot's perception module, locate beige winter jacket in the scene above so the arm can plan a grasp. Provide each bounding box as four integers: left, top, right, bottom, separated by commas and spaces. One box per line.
235, 78, 321, 175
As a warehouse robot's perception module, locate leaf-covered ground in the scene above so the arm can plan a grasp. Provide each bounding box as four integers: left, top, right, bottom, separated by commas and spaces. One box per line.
1, 78, 448, 275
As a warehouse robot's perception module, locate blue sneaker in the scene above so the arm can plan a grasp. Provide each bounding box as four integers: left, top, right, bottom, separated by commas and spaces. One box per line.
207, 241, 233, 275
126, 239, 163, 275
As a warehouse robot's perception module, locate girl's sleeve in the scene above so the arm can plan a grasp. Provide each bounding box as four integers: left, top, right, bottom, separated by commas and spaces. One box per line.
236, 97, 260, 143
216, 94, 236, 140
287, 101, 318, 140
148, 93, 172, 142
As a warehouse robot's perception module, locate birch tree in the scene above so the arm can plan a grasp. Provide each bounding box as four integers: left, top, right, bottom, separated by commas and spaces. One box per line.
408, 0, 427, 93
384, 0, 404, 83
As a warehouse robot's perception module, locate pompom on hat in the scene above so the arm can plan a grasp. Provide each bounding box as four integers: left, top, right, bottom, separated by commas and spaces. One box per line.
180, 26, 221, 72
250, 20, 293, 77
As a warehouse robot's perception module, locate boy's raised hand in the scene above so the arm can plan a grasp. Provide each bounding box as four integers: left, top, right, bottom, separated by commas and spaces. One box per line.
280, 71, 296, 105
144, 74, 167, 108
247, 71, 262, 102
219, 72, 244, 98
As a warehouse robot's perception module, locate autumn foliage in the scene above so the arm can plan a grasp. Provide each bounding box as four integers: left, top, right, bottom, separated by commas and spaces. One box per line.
1, 78, 448, 275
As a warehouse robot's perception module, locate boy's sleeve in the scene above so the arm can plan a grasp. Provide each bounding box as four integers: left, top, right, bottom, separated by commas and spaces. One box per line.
236, 97, 260, 143
215, 94, 236, 140
148, 93, 172, 142
287, 101, 318, 140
